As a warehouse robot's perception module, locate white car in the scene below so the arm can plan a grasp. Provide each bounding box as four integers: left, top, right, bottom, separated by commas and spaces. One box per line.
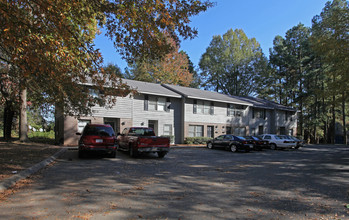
258, 134, 297, 150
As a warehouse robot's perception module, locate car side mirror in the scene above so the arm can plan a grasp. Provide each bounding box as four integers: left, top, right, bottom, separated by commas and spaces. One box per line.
76, 132, 81, 136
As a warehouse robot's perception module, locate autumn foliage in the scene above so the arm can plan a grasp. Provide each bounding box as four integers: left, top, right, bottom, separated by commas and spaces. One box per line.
0, 0, 212, 126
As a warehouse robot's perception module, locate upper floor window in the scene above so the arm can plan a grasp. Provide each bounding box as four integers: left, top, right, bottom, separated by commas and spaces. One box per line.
144, 95, 170, 112
193, 100, 214, 115
227, 104, 245, 117
252, 108, 266, 119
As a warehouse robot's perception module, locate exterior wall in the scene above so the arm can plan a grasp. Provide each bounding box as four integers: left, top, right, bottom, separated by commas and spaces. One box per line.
275, 110, 297, 135
246, 107, 272, 135
183, 99, 251, 139
59, 87, 298, 145
132, 94, 180, 139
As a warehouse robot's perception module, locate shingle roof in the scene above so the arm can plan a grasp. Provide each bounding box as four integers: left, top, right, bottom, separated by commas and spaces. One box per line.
122, 79, 181, 98
236, 96, 296, 112
162, 84, 252, 106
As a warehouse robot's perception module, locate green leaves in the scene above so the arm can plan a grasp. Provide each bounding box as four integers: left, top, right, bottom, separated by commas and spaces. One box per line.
199, 29, 267, 96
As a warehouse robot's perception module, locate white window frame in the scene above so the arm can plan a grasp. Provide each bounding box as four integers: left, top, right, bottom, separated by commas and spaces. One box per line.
188, 125, 204, 137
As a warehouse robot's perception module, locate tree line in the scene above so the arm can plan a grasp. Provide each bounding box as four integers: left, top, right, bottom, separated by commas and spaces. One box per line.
123, 0, 348, 144
0, 0, 347, 145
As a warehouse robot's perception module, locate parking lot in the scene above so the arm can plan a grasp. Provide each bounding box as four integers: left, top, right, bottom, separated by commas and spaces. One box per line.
0, 145, 348, 219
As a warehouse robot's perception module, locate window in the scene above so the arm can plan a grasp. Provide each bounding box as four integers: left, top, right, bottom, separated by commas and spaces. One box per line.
149, 97, 157, 111
216, 135, 225, 140
145, 96, 170, 112
233, 127, 246, 136
89, 88, 99, 98
163, 124, 172, 136
264, 135, 271, 140
189, 125, 203, 137
157, 97, 166, 111
227, 104, 245, 117
78, 120, 90, 133
194, 100, 214, 115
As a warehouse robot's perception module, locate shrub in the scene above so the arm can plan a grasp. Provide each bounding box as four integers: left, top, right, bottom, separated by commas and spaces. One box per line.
184, 137, 211, 145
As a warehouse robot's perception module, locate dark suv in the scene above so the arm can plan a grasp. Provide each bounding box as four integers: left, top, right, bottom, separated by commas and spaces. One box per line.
76, 124, 117, 158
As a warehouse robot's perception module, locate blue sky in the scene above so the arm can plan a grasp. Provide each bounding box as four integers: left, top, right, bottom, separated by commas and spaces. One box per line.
94, 0, 329, 71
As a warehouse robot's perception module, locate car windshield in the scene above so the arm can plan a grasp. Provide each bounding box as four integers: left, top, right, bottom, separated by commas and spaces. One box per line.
251, 136, 260, 141
237, 136, 246, 140
84, 126, 115, 137
276, 135, 286, 139
129, 128, 155, 136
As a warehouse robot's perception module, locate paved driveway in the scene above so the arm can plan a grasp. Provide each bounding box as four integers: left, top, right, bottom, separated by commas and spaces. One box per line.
0, 145, 348, 219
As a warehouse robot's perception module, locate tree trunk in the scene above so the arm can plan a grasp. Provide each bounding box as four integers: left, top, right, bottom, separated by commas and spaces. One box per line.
342, 91, 347, 145
331, 94, 336, 144
19, 87, 28, 142
3, 100, 15, 140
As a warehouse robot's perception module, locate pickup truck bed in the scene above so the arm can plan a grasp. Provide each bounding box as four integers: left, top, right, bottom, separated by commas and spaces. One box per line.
117, 127, 170, 158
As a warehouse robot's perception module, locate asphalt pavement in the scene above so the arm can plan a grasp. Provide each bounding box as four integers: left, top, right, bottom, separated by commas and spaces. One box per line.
0, 145, 348, 219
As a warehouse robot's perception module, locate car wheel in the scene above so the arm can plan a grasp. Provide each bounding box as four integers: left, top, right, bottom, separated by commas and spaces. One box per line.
270, 143, 277, 150
229, 144, 237, 152
207, 142, 213, 149
157, 152, 167, 158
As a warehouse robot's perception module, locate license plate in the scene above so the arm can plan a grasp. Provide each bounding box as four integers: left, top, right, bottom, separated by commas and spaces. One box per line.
249, 145, 254, 149
96, 139, 103, 143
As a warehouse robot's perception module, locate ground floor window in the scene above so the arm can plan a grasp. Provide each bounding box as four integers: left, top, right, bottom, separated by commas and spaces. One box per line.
189, 125, 204, 137
163, 124, 172, 136
78, 120, 91, 133
233, 127, 246, 136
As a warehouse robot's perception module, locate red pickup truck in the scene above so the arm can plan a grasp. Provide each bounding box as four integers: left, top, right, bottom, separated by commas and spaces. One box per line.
117, 127, 170, 158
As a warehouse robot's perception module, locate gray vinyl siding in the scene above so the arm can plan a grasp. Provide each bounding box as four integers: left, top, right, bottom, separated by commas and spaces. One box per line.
246, 107, 271, 135
132, 94, 179, 137
89, 95, 133, 119
184, 98, 249, 127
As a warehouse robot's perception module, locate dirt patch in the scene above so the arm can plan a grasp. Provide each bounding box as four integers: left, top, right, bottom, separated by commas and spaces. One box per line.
0, 141, 62, 182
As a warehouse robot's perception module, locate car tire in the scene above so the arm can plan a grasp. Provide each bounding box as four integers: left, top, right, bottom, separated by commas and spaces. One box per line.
157, 152, 167, 158
270, 143, 277, 150
229, 144, 237, 152
207, 142, 213, 149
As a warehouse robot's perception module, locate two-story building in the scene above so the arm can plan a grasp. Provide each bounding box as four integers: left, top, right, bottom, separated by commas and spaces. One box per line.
57, 79, 297, 145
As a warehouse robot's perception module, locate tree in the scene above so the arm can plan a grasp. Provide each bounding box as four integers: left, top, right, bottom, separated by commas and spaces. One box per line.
0, 0, 213, 139
127, 37, 194, 87
311, 0, 349, 144
103, 63, 124, 78
199, 29, 267, 96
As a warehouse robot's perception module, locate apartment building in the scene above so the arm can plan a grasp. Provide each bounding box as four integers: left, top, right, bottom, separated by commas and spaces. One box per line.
57, 79, 297, 145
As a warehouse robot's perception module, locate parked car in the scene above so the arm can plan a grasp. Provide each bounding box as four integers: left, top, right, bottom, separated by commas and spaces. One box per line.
244, 136, 269, 150
280, 135, 304, 149
258, 134, 297, 150
76, 124, 118, 158
117, 127, 170, 158
206, 135, 253, 152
